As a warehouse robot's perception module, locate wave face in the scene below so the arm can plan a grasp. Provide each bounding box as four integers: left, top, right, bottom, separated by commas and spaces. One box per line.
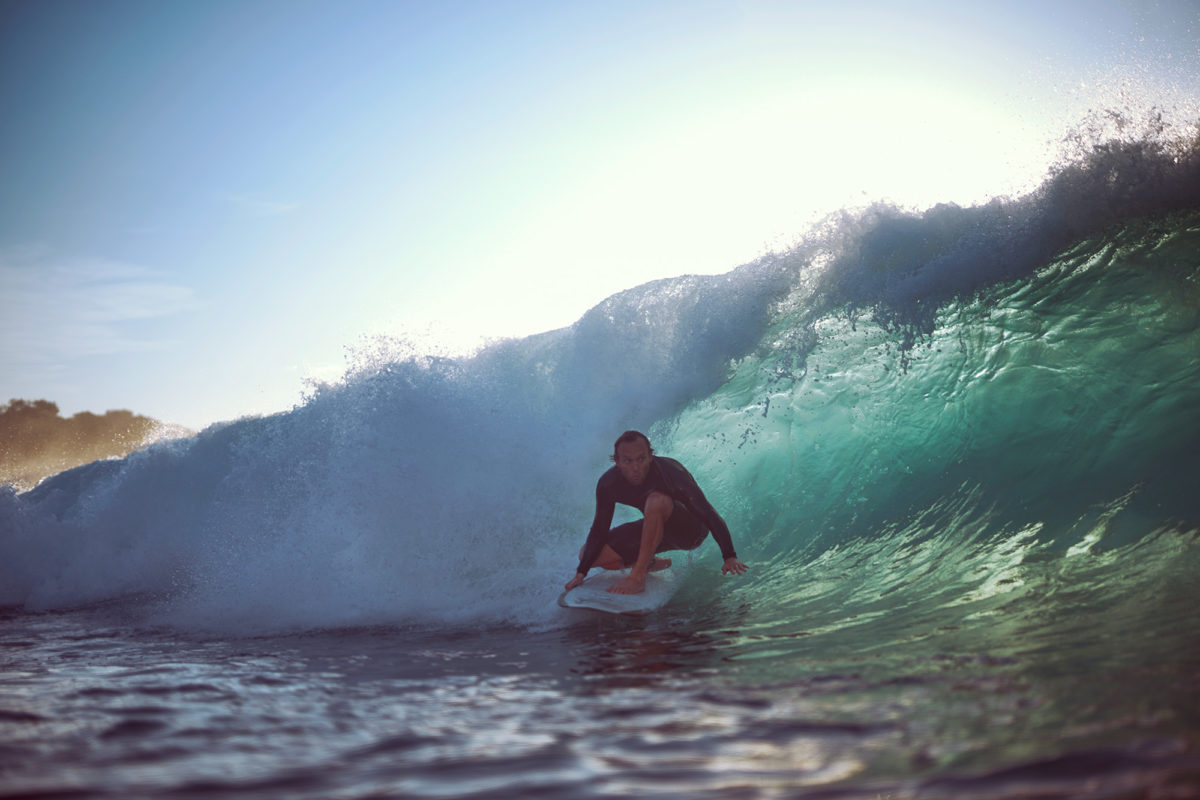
2, 122, 1199, 638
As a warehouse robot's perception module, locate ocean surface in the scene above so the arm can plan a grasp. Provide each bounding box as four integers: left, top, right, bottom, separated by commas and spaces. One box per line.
3, 120, 1200, 799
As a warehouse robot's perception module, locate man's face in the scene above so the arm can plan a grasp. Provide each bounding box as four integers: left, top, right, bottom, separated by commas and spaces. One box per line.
615, 439, 652, 486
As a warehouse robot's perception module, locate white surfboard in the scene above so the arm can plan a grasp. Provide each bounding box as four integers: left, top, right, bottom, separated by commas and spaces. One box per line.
557, 568, 681, 615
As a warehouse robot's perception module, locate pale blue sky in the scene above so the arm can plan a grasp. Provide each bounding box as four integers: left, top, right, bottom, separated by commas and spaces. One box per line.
2, 0, 1197, 429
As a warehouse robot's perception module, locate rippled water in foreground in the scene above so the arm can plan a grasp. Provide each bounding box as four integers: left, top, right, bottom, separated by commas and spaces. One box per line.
4, 530, 1198, 800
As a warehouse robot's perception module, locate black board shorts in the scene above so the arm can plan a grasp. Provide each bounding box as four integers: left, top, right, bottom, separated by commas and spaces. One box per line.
606, 501, 707, 566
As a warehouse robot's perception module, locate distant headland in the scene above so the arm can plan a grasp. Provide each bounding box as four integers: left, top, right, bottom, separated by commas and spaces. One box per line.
0, 399, 192, 492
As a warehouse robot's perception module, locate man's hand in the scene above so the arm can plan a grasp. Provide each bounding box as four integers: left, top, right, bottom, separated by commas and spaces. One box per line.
721, 557, 748, 576
564, 573, 586, 591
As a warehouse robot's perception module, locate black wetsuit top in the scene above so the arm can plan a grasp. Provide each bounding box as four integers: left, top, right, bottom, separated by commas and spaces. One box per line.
575, 456, 737, 576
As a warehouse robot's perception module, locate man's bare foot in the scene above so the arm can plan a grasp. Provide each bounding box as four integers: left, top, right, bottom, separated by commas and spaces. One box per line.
648, 557, 672, 572
607, 574, 646, 594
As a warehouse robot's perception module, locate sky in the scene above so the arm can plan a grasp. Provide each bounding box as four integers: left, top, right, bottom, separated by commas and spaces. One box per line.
1, 0, 1197, 430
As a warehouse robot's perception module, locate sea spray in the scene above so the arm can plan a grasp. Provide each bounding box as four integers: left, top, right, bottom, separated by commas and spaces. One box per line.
0, 259, 796, 632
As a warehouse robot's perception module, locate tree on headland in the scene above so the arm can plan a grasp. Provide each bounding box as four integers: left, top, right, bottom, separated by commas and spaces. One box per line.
0, 399, 190, 491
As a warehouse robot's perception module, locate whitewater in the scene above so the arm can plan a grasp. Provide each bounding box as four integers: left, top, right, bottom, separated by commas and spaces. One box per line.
2, 117, 1199, 798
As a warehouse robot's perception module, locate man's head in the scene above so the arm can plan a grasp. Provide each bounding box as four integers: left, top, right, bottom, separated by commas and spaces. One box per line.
612, 430, 654, 486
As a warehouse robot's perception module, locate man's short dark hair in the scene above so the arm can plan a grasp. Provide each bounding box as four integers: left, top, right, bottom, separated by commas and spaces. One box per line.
612, 430, 654, 462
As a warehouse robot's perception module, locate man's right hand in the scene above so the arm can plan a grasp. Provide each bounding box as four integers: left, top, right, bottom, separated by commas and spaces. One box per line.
564, 573, 586, 591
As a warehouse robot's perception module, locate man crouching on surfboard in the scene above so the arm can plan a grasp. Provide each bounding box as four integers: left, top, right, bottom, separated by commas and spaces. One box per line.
565, 430, 748, 595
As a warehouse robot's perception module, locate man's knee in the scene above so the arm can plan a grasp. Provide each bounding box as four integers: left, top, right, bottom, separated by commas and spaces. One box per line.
644, 491, 674, 520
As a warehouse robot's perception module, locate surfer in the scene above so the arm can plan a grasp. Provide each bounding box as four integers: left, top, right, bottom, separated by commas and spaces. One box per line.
565, 430, 748, 595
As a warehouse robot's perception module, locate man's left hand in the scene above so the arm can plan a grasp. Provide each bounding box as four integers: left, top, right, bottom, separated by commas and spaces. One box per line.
721, 557, 748, 576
